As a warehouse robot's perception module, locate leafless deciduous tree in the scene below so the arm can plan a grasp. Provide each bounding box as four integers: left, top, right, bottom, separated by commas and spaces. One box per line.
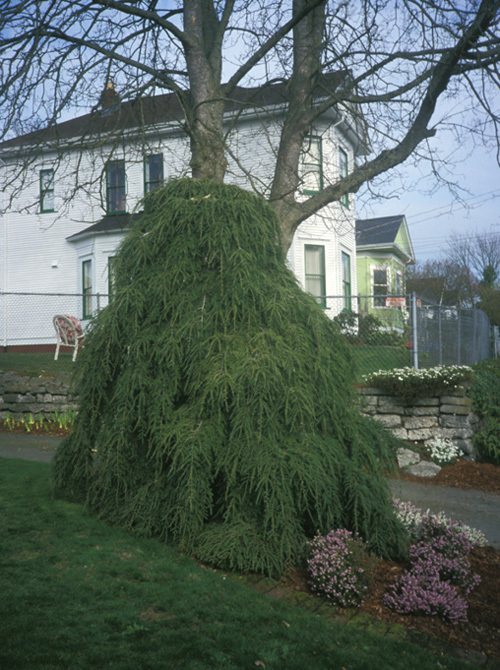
448, 229, 500, 285
1, 0, 499, 249
407, 257, 478, 306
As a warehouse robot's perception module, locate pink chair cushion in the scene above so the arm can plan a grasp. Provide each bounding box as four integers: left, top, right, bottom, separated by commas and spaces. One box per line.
55, 315, 83, 345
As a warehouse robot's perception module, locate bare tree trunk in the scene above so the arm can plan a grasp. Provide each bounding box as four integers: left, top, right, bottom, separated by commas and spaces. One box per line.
183, 0, 228, 181
270, 0, 327, 247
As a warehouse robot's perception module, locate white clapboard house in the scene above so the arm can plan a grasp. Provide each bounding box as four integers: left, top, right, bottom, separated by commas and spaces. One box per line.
0, 77, 362, 349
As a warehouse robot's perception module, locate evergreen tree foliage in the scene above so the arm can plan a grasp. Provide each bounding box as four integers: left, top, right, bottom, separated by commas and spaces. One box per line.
53, 178, 407, 575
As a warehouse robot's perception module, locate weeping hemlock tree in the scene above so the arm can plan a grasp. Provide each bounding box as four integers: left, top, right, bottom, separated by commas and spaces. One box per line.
53, 178, 406, 575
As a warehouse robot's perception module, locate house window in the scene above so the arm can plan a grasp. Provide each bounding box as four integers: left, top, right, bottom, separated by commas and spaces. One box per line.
373, 267, 389, 307
40, 169, 54, 213
342, 252, 351, 311
305, 245, 326, 307
395, 270, 403, 295
82, 260, 93, 319
144, 154, 164, 193
106, 160, 126, 213
301, 135, 323, 195
108, 256, 117, 296
339, 148, 349, 208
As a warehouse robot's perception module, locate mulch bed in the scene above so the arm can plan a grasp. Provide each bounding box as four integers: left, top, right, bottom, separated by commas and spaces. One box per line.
283, 457, 500, 661
376, 458, 500, 659
393, 457, 500, 493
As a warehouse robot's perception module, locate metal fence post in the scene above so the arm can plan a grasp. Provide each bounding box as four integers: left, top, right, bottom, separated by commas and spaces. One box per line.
438, 306, 442, 366
411, 292, 419, 370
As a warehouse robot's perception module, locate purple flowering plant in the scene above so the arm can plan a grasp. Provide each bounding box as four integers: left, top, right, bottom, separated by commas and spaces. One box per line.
383, 511, 481, 624
306, 528, 376, 607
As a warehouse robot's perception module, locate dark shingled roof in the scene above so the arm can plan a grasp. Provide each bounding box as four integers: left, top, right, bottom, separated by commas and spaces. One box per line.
355, 215, 406, 246
67, 212, 142, 242
2, 73, 348, 150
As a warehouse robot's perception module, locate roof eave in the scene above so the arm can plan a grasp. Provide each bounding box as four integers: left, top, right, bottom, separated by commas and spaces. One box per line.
356, 243, 415, 265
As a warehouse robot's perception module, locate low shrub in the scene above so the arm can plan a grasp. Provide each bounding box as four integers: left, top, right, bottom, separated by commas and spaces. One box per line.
393, 499, 487, 548
306, 529, 377, 607
383, 569, 469, 624
333, 311, 405, 347
362, 365, 473, 401
470, 359, 500, 464
385, 505, 481, 624
424, 437, 462, 466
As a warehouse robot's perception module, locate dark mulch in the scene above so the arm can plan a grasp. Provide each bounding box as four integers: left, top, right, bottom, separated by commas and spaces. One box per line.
394, 457, 500, 493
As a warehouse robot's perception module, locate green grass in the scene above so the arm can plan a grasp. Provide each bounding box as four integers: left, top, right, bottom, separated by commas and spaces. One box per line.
0, 346, 412, 380
0, 352, 74, 376
0, 458, 474, 670
352, 345, 412, 377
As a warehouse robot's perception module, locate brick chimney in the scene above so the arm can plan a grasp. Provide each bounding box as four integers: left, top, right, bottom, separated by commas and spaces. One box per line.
99, 80, 120, 110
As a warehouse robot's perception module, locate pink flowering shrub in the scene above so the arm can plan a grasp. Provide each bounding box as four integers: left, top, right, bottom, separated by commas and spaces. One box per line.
383, 569, 468, 624
383, 513, 480, 624
306, 529, 375, 607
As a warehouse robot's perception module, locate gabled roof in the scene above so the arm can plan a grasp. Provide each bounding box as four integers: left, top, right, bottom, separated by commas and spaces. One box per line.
1, 73, 350, 151
67, 212, 141, 243
355, 215, 415, 264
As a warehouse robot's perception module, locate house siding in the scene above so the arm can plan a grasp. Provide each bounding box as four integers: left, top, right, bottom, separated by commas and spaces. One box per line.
0, 103, 359, 345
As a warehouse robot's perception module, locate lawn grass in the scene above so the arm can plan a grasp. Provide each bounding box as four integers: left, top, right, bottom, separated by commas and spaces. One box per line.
352, 345, 412, 377
0, 346, 412, 380
0, 352, 74, 377
0, 458, 474, 670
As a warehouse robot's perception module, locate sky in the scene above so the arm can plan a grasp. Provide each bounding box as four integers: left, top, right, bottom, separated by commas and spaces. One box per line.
356, 133, 500, 265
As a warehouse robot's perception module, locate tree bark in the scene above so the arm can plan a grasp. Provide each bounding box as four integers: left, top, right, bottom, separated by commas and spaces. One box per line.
183, 0, 228, 180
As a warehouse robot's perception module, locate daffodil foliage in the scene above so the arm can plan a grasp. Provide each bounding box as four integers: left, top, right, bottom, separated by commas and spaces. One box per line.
53, 179, 406, 575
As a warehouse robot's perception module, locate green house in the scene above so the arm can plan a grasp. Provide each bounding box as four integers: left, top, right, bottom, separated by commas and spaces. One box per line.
355, 215, 415, 329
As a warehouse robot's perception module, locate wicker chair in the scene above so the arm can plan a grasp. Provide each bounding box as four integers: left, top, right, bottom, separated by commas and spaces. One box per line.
53, 314, 85, 361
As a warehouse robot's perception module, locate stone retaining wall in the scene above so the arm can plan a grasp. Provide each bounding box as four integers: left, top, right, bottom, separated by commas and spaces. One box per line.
0, 371, 79, 419
0, 371, 481, 458
358, 383, 480, 457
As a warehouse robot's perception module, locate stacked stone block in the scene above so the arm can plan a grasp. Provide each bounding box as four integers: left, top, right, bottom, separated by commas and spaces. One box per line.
0, 371, 78, 420
358, 384, 479, 458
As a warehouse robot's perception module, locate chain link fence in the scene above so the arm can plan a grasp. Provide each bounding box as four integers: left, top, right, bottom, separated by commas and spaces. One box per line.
324, 294, 413, 376
325, 293, 495, 376
0, 291, 496, 378
0, 292, 109, 375
412, 296, 493, 369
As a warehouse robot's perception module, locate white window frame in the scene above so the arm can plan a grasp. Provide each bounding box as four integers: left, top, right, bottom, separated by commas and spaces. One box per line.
395, 269, 403, 295
82, 258, 94, 319
106, 160, 126, 213
144, 154, 164, 193
339, 147, 349, 208
40, 169, 55, 213
304, 244, 326, 308
301, 135, 323, 195
372, 265, 391, 308
341, 251, 352, 311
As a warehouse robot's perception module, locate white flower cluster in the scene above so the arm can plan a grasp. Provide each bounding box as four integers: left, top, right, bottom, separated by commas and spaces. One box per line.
393, 498, 488, 547
362, 365, 472, 387
425, 437, 462, 465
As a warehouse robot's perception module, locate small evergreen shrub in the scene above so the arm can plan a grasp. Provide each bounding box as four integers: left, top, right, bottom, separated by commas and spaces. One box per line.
306, 529, 376, 607
470, 359, 500, 464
